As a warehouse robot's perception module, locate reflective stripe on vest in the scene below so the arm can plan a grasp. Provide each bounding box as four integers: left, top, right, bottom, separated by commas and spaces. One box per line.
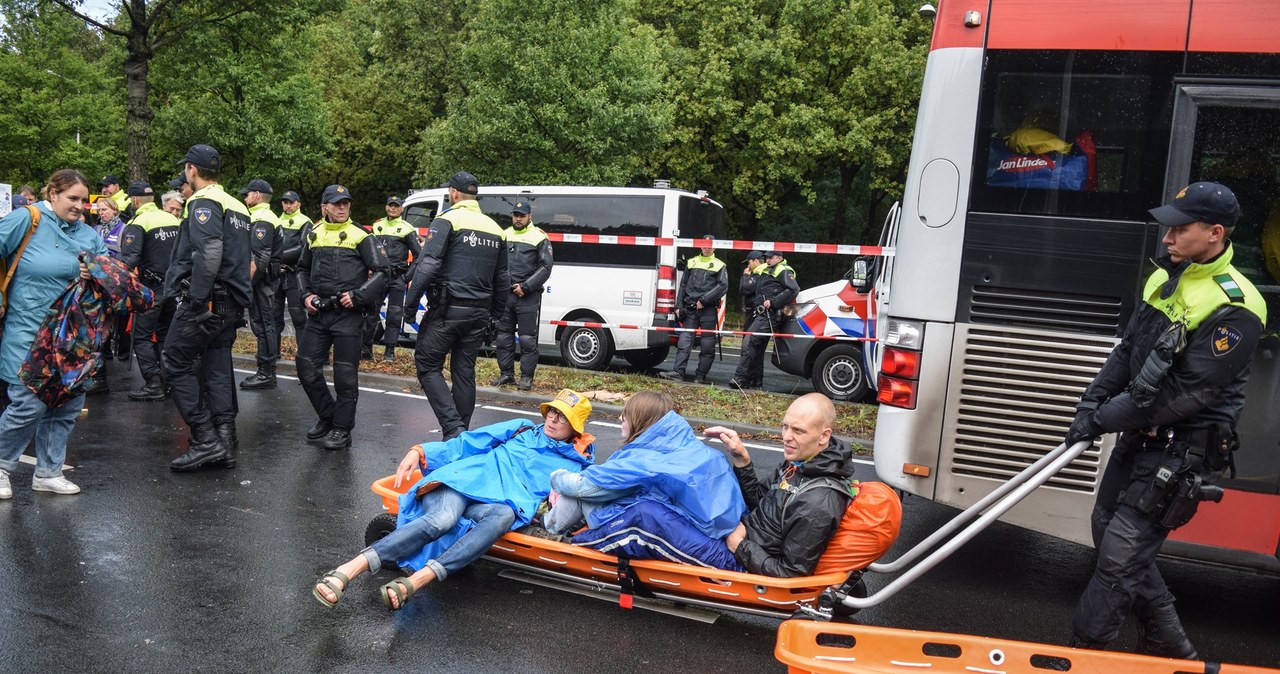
308, 221, 368, 250
505, 224, 548, 246
687, 254, 725, 273
129, 202, 180, 232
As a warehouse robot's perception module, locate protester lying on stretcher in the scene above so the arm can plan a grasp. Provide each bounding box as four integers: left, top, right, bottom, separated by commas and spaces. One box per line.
543, 392, 900, 578
534, 391, 748, 570
311, 389, 596, 611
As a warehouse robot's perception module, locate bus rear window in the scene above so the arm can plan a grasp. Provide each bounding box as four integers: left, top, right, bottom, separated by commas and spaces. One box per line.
969, 50, 1180, 221
677, 195, 727, 239
477, 194, 663, 267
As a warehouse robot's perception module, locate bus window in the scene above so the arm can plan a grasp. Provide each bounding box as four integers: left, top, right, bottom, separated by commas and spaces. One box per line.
970, 51, 1180, 221
479, 194, 663, 267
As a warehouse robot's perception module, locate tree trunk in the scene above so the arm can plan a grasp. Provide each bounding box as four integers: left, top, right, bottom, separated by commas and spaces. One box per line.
830, 161, 858, 245
123, 33, 153, 183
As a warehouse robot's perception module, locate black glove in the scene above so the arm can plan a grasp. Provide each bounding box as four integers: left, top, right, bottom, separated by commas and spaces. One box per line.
186, 305, 222, 336
483, 318, 498, 345
1065, 404, 1100, 447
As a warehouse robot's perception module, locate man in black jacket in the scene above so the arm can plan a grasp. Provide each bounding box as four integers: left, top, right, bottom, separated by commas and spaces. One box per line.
491, 198, 553, 390
730, 251, 799, 390
706, 393, 854, 577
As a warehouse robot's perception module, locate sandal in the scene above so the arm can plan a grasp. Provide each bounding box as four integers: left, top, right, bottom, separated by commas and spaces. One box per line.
380, 577, 416, 611
312, 570, 350, 609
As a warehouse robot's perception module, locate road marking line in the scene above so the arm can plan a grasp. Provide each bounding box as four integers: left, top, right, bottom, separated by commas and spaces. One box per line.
358, 386, 384, 393
384, 391, 419, 399
481, 404, 540, 417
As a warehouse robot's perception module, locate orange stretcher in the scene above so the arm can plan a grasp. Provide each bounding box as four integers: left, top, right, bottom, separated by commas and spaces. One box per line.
774, 620, 1280, 674
369, 472, 868, 618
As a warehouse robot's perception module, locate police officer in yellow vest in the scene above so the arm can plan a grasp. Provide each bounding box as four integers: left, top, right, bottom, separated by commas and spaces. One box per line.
275, 190, 313, 343
296, 185, 391, 451
491, 198, 553, 390
98, 175, 134, 221
120, 181, 181, 402
239, 179, 285, 390
1065, 182, 1266, 658
165, 144, 254, 473
405, 172, 509, 440
660, 235, 727, 384
730, 251, 798, 390
363, 195, 422, 362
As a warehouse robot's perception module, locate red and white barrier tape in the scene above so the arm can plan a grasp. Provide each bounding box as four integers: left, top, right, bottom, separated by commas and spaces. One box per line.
543, 233, 891, 257
548, 319, 875, 342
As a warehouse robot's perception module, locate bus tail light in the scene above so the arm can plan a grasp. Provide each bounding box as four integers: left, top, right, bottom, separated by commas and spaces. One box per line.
877, 375, 918, 409
656, 265, 677, 315
880, 347, 921, 379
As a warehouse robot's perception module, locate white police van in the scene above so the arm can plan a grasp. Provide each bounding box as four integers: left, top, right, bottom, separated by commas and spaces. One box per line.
398, 185, 727, 370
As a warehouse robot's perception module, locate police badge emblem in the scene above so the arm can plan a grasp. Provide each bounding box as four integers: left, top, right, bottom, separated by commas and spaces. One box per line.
1211, 323, 1242, 357
194, 208, 212, 224
256, 229, 265, 240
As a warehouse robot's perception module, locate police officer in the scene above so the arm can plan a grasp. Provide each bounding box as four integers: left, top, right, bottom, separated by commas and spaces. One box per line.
659, 235, 727, 384
1064, 182, 1266, 658
405, 171, 508, 439
491, 198, 552, 390
165, 144, 253, 473
296, 184, 390, 450
740, 250, 765, 331
119, 181, 180, 401
239, 179, 284, 390
98, 175, 132, 219
275, 190, 313, 344
729, 251, 798, 390
364, 195, 421, 361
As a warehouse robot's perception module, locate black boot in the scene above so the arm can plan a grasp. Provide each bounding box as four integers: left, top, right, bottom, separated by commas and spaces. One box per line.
323, 428, 351, 450
306, 418, 334, 441
83, 373, 109, 396
213, 422, 239, 469
128, 376, 167, 401
239, 369, 277, 390
1136, 600, 1199, 660
170, 423, 231, 472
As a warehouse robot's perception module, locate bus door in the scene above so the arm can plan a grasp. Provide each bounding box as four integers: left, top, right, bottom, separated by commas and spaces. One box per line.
1162, 81, 1280, 566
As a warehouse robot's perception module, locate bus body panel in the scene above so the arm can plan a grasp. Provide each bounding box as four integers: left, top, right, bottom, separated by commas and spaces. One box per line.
872, 321, 955, 496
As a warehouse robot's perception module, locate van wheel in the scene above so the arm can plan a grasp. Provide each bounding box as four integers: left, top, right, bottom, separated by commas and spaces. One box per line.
365, 513, 398, 547
812, 344, 870, 402
559, 325, 614, 370
622, 346, 670, 371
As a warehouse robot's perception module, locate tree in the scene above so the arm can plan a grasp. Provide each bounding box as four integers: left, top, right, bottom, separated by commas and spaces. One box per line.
415, 0, 672, 186
0, 0, 125, 184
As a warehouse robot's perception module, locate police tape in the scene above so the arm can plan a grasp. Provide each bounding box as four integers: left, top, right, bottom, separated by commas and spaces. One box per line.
547, 319, 875, 342
542, 233, 891, 257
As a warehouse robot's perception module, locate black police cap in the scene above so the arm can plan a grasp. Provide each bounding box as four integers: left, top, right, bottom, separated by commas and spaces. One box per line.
281, 190, 300, 202
99, 175, 122, 187
386, 196, 404, 206
447, 171, 479, 195
512, 200, 531, 215
1149, 181, 1242, 228
322, 184, 353, 204
238, 179, 273, 195
126, 181, 154, 197
176, 144, 221, 171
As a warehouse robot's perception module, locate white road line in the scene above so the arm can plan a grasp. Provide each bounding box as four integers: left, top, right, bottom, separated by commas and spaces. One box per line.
357, 386, 384, 393
480, 404, 541, 417
384, 391, 419, 399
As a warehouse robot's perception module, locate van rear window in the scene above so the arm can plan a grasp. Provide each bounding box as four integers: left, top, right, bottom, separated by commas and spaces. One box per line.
477, 194, 662, 267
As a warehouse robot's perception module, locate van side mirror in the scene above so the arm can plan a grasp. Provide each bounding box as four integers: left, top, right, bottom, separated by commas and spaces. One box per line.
847, 259, 869, 288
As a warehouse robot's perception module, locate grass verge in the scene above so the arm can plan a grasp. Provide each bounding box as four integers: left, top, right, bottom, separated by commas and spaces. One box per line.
235, 332, 877, 448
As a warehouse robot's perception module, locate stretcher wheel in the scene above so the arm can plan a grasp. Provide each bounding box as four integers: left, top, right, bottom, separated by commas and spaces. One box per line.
364, 513, 398, 547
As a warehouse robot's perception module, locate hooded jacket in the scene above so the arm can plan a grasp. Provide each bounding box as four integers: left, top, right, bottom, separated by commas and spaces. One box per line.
572, 411, 747, 538
734, 436, 856, 577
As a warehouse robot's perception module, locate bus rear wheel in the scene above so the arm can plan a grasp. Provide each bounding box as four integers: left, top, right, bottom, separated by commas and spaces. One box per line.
811, 344, 870, 402
559, 325, 614, 370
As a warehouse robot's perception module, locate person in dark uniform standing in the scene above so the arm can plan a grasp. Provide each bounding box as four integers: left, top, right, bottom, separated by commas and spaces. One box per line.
659, 235, 727, 384
296, 185, 390, 450
120, 181, 181, 401
364, 195, 421, 362
275, 190, 313, 344
1064, 182, 1266, 659
239, 179, 284, 390
739, 250, 764, 331
730, 251, 798, 390
405, 172, 508, 440
491, 198, 552, 391
165, 144, 253, 473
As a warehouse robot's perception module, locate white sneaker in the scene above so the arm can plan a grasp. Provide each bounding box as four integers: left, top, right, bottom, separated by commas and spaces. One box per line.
0, 470, 11, 500
31, 475, 81, 495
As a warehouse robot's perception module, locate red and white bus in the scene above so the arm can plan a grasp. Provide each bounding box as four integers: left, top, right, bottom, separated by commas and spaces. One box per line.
874, 0, 1280, 573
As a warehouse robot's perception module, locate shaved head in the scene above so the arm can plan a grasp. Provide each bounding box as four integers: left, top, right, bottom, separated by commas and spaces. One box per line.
781, 393, 836, 462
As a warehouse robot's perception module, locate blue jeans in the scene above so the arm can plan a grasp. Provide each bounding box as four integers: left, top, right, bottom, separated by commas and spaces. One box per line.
0, 385, 86, 478
363, 486, 515, 581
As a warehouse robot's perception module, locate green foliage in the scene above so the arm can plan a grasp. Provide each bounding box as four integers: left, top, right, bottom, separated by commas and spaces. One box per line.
415, 0, 672, 187
0, 0, 125, 185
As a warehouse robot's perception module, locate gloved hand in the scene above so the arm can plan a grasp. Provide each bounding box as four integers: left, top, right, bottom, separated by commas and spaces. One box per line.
187, 305, 222, 336
482, 318, 497, 345
1065, 406, 1100, 447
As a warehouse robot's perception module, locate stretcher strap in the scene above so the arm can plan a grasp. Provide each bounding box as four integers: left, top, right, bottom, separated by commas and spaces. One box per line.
615, 558, 654, 609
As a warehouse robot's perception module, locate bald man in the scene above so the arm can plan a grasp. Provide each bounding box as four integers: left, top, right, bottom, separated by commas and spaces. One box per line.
706, 393, 857, 577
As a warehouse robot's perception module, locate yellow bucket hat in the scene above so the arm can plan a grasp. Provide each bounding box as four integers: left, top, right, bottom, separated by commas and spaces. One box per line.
540, 389, 592, 434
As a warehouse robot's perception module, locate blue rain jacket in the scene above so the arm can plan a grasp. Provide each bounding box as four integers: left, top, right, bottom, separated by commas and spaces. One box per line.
394, 419, 595, 571
576, 411, 746, 538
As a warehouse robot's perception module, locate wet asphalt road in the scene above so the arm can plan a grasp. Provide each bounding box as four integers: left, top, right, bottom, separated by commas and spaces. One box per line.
0, 362, 1276, 672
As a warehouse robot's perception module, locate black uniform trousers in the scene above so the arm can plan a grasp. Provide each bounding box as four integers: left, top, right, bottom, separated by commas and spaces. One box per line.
733, 310, 778, 384
363, 274, 408, 352
249, 276, 280, 372
671, 306, 717, 378
495, 292, 541, 378
163, 301, 243, 428
133, 287, 176, 383
273, 270, 306, 344
415, 304, 488, 436
1071, 432, 1190, 644
296, 307, 364, 432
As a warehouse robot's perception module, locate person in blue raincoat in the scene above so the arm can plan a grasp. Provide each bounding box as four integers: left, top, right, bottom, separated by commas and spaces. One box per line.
312, 389, 596, 611
541, 391, 747, 569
